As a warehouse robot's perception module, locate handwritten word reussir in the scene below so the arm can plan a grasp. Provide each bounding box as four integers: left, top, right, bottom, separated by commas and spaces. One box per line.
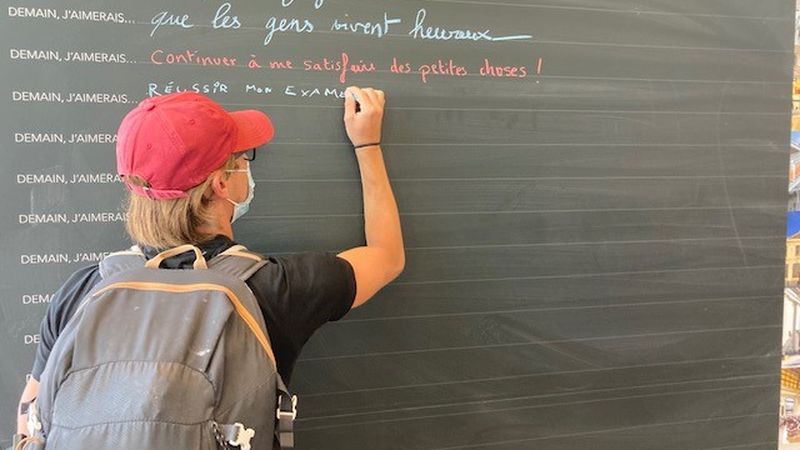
147, 81, 229, 96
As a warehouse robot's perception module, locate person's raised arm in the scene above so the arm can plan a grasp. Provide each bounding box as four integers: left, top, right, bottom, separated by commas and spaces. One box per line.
337, 86, 405, 309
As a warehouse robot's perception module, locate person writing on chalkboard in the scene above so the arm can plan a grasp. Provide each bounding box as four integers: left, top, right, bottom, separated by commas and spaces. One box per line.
13, 87, 404, 449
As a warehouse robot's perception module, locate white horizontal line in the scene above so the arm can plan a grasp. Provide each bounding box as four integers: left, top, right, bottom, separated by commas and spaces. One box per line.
339, 295, 776, 323
296, 324, 778, 362
264, 142, 789, 148
244, 205, 787, 219
298, 384, 774, 431
400, 235, 783, 251
426, 0, 791, 21
216, 74, 789, 86
220, 102, 789, 115
253, 175, 786, 182
300, 355, 776, 397
299, 373, 774, 422
389, 264, 783, 286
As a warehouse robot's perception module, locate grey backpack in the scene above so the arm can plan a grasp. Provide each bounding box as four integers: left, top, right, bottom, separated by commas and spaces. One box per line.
25, 244, 297, 450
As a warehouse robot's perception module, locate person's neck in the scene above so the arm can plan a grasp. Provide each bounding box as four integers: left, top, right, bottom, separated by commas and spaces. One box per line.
197, 203, 234, 241
197, 215, 233, 240
197, 222, 233, 241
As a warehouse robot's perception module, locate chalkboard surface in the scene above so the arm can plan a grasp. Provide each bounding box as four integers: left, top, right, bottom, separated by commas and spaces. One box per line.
0, 0, 794, 448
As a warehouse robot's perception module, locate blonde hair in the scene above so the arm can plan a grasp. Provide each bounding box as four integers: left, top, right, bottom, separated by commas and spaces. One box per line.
122, 154, 238, 249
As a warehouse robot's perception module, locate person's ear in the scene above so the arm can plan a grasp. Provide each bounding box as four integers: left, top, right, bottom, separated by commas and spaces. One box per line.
207, 170, 231, 201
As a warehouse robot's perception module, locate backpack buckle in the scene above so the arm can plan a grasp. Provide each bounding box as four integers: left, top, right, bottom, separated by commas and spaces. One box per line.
276, 395, 298, 448
276, 394, 298, 420
227, 422, 255, 450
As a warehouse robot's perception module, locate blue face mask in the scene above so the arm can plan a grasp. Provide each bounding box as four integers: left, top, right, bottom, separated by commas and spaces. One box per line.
225, 163, 255, 223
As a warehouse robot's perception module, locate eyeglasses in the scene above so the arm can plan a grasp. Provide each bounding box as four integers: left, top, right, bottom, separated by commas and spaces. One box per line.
237, 148, 256, 162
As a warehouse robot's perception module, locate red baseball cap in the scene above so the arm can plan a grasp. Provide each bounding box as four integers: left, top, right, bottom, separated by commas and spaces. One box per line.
116, 92, 274, 200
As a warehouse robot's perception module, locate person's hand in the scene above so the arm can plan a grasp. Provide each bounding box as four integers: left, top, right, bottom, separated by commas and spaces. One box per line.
344, 86, 385, 148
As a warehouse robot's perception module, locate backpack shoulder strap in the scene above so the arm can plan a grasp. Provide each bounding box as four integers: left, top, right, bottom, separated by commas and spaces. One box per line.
208, 244, 269, 281
98, 245, 146, 279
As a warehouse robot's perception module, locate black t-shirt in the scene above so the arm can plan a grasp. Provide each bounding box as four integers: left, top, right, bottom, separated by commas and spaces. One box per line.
31, 235, 357, 385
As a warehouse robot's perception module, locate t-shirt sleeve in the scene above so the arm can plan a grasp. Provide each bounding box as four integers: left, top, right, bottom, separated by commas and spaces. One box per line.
31, 264, 102, 381
249, 252, 357, 348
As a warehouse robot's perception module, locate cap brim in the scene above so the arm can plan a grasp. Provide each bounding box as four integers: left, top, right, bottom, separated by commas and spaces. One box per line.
230, 109, 274, 152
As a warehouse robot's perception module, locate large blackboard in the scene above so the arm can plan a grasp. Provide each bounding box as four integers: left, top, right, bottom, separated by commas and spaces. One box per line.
0, 0, 794, 448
